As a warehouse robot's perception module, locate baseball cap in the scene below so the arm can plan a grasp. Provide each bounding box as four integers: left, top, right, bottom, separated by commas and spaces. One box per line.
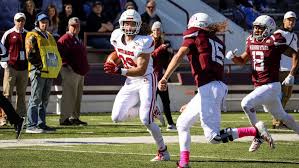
284, 11, 297, 19
36, 13, 49, 22
68, 17, 80, 26
93, 1, 103, 7
14, 13, 26, 21
151, 21, 162, 31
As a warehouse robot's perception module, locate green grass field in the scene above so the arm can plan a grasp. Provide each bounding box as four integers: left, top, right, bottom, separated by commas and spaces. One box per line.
0, 112, 298, 168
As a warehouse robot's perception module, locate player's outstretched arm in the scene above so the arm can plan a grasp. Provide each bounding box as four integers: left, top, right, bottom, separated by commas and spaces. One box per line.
226, 49, 249, 65
158, 46, 189, 91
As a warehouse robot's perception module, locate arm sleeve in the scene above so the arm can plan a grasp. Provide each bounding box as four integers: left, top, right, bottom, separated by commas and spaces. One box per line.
25, 35, 42, 67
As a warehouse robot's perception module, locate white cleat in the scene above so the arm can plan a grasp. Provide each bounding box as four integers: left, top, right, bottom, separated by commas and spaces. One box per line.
151, 146, 170, 161
255, 121, 275, 150
249, 137, 264, 152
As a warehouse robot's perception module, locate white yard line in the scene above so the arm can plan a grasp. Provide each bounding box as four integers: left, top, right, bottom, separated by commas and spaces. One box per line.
0, 134, 298, 148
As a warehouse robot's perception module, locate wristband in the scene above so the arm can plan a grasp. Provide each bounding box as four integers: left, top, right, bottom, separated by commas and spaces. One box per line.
121, 68, 128, 76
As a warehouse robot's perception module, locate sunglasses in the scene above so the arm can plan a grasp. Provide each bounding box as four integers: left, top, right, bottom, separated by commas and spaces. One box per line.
16, 19, 25, 22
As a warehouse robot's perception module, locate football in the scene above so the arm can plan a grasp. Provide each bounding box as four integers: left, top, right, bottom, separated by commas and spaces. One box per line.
105, 51, 121, 65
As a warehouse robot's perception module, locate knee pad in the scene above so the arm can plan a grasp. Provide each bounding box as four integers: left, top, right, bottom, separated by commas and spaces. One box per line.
210, 128, 234, 144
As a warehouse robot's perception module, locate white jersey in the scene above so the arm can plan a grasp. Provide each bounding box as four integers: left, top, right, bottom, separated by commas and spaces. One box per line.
110, 29, 155, 79
275, 29, 298, 71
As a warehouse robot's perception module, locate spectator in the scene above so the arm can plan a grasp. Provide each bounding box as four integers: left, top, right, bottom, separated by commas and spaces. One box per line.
150, 21, 176, 131
113, 1, 138, 29
62, 0, 85, 20
0, 13, 28, 119
86, 1, 113, 48
22, 0, 40, 31
0, 41, 25, 139
273, 11, 298, 129
57, 17, 89, 126
141, 0, 161, 35
47, 4, 60, 39
42, 0, 63, 13
25, 13, 62, 133
58, 3, 74, 36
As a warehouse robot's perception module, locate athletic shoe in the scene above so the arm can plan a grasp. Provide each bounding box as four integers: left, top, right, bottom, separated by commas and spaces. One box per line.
255, 121, 275, 149
166, 124, 177, 132
14, 117, 25, 140
70, 119, 88, 126
151, 146, 170, 161
153, 106, 166, 126
25, 127, 45, 134
177, 161, 190, 168
39, 125, 56, 133
249, 137, 264, 152
60, 118, 74, 126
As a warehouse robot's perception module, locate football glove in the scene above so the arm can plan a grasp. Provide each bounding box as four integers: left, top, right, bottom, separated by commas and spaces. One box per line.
225, 49, 238, 60
104, 62, 121, 75
282, 74, 295, 86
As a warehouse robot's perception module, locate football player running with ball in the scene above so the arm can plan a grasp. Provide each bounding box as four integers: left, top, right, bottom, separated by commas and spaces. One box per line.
159, 13, 275, 168
226, 15, 299, 154
104, 9, 170, 161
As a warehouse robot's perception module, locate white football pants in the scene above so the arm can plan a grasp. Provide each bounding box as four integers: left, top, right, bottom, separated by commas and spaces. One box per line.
111, 73, 166, 149
241, 82, 299, 134
177, 81, 227, 151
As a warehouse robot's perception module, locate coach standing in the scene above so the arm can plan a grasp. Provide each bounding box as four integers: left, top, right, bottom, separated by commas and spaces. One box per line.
1, 13, 28, 119
57, 17, 89, 126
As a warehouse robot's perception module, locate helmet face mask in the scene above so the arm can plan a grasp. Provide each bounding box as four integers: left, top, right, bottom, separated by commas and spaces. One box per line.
188, 13, 212, 29
119, 9, 141, 35
252, 15, 276, 41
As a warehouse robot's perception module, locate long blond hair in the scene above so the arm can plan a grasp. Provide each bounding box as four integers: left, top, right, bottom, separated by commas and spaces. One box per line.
207, 20, 228, 34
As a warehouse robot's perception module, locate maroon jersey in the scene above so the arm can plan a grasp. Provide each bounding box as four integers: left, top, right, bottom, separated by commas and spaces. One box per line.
246, 33, 288, 87
182, 27, 225, 87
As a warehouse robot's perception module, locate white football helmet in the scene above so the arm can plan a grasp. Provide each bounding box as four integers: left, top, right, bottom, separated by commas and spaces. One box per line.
252, 15, 276, 40
119, 9, 141, 35
187, 13, 212, 29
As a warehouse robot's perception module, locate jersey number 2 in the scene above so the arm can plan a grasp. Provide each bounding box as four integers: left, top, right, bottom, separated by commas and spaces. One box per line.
209, 39, 224, 65
252, 51, 264, 71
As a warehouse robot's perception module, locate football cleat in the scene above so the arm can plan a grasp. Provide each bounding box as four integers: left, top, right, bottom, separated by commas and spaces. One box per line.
166, 124, 177, 132
249, 137, 264, 152
177, 161, 190, 168
255, 121, 275, 149
151, 146, 170, 161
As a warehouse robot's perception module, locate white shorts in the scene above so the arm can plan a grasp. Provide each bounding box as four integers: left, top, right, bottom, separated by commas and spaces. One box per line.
177, 81, 228, 141
111, 73, 157, 125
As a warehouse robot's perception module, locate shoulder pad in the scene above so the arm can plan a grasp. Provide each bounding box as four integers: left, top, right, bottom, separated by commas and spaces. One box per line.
110, 29, 123, 47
